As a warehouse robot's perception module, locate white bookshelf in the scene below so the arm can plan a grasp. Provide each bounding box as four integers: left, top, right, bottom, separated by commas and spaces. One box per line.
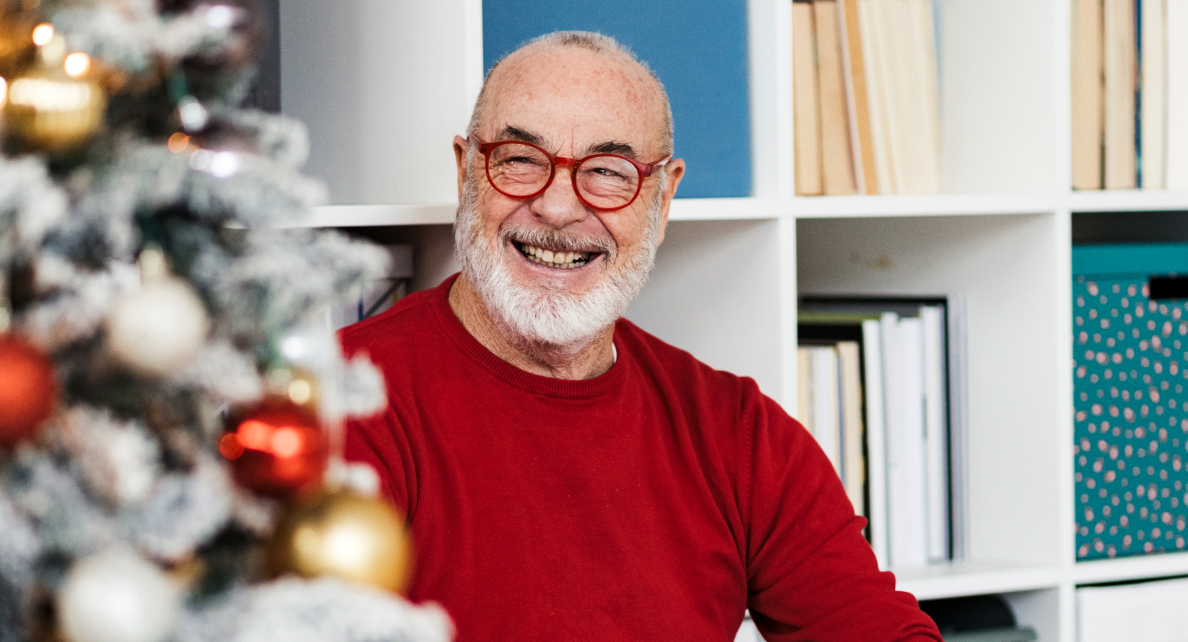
279, 1, 1188, 640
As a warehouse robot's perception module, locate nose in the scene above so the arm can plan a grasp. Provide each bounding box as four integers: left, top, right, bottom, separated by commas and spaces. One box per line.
529, 164, 589, 229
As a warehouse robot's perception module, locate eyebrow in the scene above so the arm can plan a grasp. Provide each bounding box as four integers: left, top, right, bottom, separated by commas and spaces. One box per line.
496, 126, 546, 147
586, 141, 639, 159
495, 126, 641, 160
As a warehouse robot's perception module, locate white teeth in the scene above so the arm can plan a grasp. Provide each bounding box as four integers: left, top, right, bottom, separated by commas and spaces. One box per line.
519, 243, 592, 269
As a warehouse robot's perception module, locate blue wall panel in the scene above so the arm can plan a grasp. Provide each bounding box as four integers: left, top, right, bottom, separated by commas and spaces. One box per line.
481, 1, 752, 198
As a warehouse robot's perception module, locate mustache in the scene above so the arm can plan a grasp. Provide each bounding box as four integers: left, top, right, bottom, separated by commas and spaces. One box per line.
499, 224, 617, 260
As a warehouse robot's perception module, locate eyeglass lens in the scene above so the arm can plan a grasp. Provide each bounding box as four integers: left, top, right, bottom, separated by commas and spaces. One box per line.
487, 142, 641, 209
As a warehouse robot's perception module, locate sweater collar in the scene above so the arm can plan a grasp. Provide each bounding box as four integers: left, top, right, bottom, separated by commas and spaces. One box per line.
429, 274, 627, 399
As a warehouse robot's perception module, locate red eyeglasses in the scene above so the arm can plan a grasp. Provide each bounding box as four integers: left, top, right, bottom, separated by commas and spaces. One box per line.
467, 134, 670, 212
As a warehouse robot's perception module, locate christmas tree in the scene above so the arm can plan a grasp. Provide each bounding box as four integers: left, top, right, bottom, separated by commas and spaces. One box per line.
0, 1, 450, 641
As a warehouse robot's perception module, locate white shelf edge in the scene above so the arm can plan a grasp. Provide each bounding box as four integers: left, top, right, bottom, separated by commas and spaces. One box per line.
291, 189, 1188, 228
894, 560, 1063, 601
305, 203, 458, 227
793, 193, 1060, 219
1073, 550, 1188, 585
1069, 189, 1188, 212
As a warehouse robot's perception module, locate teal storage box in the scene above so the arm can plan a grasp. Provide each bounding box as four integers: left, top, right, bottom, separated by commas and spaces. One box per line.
1073, 243, 1188, 560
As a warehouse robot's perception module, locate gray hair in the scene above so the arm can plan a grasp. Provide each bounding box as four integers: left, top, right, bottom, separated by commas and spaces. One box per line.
466, 31, 675, 158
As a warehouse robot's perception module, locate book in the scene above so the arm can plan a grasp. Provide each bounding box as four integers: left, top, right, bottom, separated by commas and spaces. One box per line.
861, 318, 889, 568
886, 314, 928, 568
1166, 0, 1188, 188
1103, 0, 1137, 189
837, 341, 866, 516
877, 0, 912, 195
1141, 0, 1168, 188
859, 0, 895, 194
797, 348, 814, 431
838, 0, 878, 194
810, 345, 842, 472
921, 305, 949, 562
907, 0, 941, 194
1072, 0, 1105, 190
793, 0, 824, 196
814, 0, 858, 195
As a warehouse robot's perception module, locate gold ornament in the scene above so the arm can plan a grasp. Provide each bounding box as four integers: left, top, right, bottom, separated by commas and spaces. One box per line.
265, 488, 413, 593
3, 34, 105, 153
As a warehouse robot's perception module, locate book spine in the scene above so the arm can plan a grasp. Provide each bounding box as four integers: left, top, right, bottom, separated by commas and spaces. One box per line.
1072, 0, 1106, 190
907, 0, 942, 194
839, 0, 879, 194
887, 316, 929, 568
921, 305, 950, 562
1104, 0, 1138, 188
814, 0, 858, 195
793, 0, 825, 195
797, 347, 815, 432
1166, 0, 1188, 188
859, 0, 895, 194
810, 346, 843, 473
863, 318, 890, 569
838, 341, 867, 516
1140, 0, 1167, 189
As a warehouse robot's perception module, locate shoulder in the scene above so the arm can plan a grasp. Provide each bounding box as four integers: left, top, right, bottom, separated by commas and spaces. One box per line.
615, 318, 762, 417
616, 318, 754, 392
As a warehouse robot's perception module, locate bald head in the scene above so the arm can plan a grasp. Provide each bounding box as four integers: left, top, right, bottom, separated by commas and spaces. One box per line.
468, 31, 675, 158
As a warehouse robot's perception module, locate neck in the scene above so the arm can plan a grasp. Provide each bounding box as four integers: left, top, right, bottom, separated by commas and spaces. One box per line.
448, 274, 616, 380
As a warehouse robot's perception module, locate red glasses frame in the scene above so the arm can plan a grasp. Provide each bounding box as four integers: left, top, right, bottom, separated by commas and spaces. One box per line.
467, 134, 670, 212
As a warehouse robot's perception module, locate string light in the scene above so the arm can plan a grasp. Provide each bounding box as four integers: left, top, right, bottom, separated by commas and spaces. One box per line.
63, 52, 90, 78
31, 23, 53, 46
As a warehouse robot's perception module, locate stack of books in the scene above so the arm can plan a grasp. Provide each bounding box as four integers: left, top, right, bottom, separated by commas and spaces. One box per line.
798, 296, 964, 569
792, 0, 941, 196
1072, 0, 1188, 190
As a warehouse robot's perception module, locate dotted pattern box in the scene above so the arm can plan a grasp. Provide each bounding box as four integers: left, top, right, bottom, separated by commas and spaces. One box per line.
1073, 275, 1188, 560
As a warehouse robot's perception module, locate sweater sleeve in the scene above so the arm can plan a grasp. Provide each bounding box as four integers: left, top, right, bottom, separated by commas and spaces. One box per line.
742, 386, 942, 641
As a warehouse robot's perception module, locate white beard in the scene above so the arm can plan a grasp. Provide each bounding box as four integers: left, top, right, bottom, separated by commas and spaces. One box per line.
453, 171, 662, 352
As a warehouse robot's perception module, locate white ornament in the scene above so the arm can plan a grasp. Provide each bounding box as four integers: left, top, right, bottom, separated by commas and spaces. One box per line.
106, 277, 209, 376
57, 548, 181, 642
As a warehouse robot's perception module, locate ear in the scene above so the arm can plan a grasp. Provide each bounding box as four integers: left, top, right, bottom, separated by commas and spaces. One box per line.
654, 158, 685, 246
454, 135, 470, 200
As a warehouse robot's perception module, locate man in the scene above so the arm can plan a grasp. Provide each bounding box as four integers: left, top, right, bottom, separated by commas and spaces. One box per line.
343, 31, 942, 641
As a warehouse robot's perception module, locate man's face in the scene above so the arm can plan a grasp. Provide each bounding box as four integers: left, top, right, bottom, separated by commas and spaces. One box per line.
453, 47, 684, 348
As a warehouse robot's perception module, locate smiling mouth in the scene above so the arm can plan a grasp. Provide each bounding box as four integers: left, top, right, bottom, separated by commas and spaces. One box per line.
516, 242, 595, 269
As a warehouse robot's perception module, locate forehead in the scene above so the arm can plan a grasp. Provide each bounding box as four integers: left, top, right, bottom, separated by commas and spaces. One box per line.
481, 47, 666, 156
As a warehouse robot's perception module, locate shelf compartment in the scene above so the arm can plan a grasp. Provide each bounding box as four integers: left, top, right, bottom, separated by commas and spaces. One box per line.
798, 213, 1066, 567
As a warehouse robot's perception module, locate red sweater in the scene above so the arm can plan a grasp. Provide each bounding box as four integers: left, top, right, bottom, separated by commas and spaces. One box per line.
342, 275, 941, 642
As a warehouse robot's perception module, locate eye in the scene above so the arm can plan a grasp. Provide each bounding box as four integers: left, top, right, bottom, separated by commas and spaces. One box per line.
586, 166, 627, 179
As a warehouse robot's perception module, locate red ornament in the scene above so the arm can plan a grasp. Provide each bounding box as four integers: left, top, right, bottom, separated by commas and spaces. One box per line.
219, 401, 328, 498
0, 334, 57, 448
